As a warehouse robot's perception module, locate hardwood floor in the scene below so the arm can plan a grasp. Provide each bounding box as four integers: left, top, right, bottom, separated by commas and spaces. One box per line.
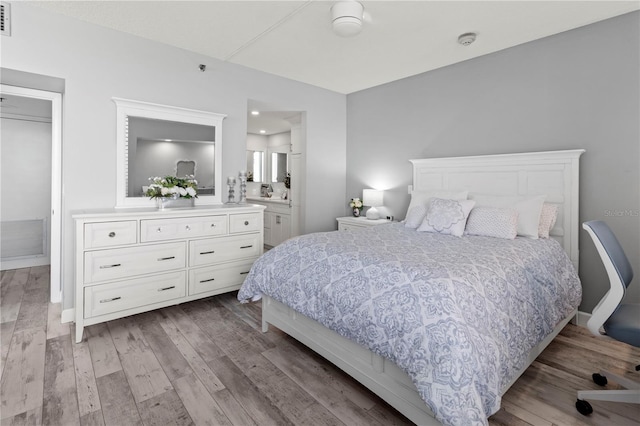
1, 266, 639, 425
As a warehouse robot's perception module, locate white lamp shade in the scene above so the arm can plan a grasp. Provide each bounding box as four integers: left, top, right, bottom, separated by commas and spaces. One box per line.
363, 189, 383, 207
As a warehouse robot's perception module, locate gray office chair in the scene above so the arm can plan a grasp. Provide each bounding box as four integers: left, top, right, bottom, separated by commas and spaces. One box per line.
575, 220, 640, 415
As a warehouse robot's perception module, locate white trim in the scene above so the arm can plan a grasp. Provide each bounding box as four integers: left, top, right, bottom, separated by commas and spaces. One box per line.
61, 308, 75, 324
576, 310, 591, 328
0, 85, 63, 303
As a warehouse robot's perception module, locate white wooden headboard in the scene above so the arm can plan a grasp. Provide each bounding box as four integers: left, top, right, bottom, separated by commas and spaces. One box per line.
409, 150, 585, 269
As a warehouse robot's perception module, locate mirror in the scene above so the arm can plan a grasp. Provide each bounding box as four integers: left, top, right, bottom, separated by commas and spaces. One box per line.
246, 150, 265, 183
114, 98, 225, 207
271, 152, 288, 183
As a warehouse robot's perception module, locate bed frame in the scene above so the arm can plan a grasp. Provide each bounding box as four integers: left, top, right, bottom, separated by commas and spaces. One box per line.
261, 149, 585, 425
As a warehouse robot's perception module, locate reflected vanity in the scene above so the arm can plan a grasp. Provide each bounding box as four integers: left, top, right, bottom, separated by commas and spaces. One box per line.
114, 98, 225, 207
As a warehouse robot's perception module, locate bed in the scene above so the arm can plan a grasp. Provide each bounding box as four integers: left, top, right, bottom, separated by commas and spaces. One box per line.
238, 150, 585, 425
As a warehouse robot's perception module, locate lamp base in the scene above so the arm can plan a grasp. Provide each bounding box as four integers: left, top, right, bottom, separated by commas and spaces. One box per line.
366, 206, 380, 220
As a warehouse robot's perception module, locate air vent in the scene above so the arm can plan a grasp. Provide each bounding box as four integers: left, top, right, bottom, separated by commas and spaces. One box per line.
1, 2, 11, 37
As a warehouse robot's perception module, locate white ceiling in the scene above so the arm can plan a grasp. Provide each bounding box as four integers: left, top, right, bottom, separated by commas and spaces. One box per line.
31, 1, 640, 95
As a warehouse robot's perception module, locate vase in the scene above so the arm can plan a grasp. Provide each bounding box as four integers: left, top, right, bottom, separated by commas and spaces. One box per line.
353, 208, 361, 217
156, 195, 195, 209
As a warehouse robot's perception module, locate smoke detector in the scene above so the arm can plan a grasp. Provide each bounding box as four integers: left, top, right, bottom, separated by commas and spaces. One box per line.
458, 32, 477, 46
331, 1, 364, 37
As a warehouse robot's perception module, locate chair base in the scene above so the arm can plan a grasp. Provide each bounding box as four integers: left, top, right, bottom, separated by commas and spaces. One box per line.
576, 369, 640, 415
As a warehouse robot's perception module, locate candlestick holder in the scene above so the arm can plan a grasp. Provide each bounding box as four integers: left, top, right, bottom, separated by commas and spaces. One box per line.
225, 177, 236, 204
237, 171, 247, 204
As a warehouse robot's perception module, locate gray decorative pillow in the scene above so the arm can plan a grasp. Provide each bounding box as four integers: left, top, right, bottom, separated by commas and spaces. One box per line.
417, 198, 476, 237
404, 189, 468, 229
465, 207, 519, 239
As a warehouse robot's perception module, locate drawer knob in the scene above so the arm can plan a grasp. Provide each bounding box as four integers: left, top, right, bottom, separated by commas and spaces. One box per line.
200, 278, 215, 283
108, 232, 116, 238
185, 225, 191, 231
210, 223, 216, 228
244, 221, 249, 226
240, 245, 253, 249
100, 296, 121, 303
200, 250, 215, 255
157, 256, 176, 261
240, 271, 250, 275
156, 227, 162, 233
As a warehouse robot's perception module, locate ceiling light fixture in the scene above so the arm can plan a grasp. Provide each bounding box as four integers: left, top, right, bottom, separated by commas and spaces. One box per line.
331, 1, 364, 37
458, 32, 477, 46
251, 110, 260, 116
259, 130, 266, 134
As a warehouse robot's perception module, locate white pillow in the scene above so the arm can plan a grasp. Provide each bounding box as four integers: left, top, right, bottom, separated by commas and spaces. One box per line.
469, 194, 546, 239
538, 203, 558, 238
405, 189, 468, 229
465, 207, 519, 239
417, 198, 476, 237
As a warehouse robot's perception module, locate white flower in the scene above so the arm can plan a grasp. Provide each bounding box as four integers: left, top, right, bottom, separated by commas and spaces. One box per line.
161, 187, 171, 196
186, 187, 196, 197
178, 187, 188, 196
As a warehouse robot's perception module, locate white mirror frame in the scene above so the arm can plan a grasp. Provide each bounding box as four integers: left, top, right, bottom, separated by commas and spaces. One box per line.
114, 98, 226, 208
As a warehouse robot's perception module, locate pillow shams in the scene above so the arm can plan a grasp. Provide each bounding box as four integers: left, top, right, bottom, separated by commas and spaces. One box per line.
538, 203, 558, 238
470, 194, 546, 239
465, 207, 519, 239
405, 189, 468, 229
417, 198, 476, 237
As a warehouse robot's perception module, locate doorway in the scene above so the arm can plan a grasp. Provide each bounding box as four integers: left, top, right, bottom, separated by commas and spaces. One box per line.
246, 100, 306, 239
0, 85, 63, 303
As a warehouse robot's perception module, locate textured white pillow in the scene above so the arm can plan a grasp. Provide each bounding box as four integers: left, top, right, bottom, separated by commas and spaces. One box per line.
538, 203, 558, 238
465, 207, 519, 239
404, 189, 469, 229
470, 194, 547, 239
417, 198, 476, 237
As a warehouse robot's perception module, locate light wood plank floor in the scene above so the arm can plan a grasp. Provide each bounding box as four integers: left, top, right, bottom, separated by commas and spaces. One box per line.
1, 266, 639, 425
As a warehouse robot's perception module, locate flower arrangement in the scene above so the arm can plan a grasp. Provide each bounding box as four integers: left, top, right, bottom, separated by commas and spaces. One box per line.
349, 197, 363, 217
145, 175, 198, 199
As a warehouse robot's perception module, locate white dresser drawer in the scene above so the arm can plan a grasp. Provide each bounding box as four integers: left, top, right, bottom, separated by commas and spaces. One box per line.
84, 221, 137, 249
140, 215, 228, 242
229, 212, 262, 234
189, 260, 255, 296
84, 271, 186, 318
189, 234, 261, 267
84, 242, 186, 284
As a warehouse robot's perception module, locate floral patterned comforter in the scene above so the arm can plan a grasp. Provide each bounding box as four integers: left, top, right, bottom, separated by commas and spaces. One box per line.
237, 223, 581, 425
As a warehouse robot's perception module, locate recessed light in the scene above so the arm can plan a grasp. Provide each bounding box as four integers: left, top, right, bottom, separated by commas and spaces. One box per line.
259, 130, 266, 134
251, 111, 260, 116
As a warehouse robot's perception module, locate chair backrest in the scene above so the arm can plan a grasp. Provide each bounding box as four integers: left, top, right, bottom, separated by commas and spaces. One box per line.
583, 220, 634, 336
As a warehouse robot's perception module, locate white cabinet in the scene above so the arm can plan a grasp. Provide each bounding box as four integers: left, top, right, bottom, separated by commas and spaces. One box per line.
249, 199, 292, 247
336, 216, 391, 231
73, 205, 265, 343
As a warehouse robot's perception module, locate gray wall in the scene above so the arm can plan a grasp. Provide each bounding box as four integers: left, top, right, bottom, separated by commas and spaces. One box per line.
2, 3, 347, 310
346, 12, 640, 311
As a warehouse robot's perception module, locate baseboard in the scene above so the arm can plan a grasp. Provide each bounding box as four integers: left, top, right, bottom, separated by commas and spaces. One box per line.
575, 310, 590, 328
61, 308, 75, 324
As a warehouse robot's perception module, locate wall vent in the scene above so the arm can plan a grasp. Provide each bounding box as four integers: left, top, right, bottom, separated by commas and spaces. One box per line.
1, 2, 11, 37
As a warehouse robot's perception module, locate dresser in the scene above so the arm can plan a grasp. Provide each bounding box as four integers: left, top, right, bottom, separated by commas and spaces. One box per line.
336, 216, 391, 231
73, 205, 265, 343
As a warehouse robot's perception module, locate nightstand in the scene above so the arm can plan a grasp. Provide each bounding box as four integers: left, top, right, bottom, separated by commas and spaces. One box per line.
336, 216, 391, 231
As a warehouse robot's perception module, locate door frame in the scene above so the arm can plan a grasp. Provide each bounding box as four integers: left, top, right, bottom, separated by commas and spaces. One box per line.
1, 84, 63, 303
